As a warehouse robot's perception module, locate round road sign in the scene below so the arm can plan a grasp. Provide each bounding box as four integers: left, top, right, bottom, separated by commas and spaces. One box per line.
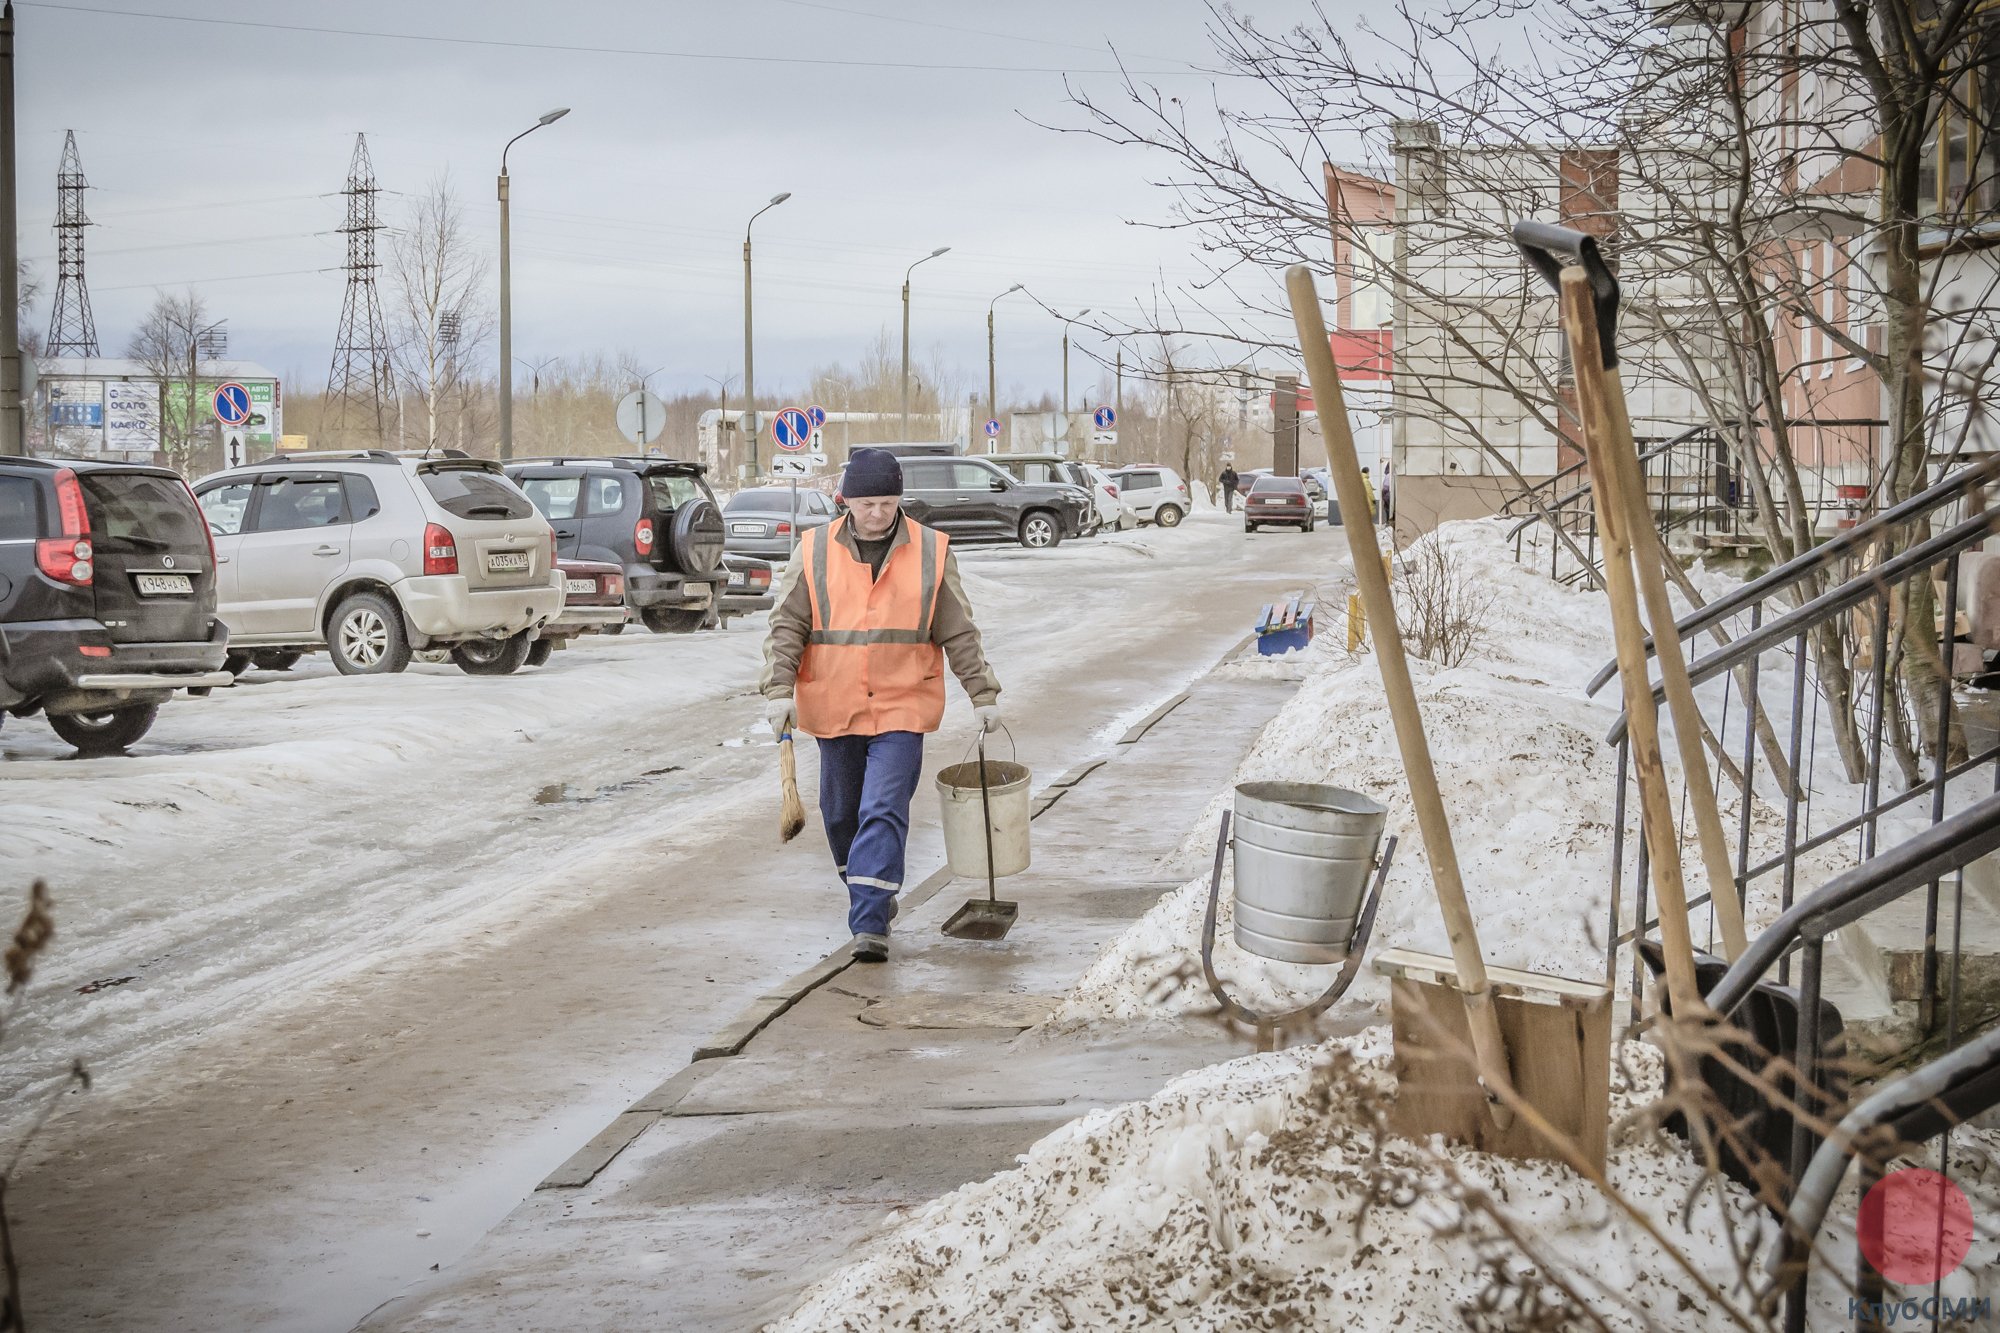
1093, 405, 1116, 430
771, 406, 813, 452
615, 388, 669, 446
983, 418, 1002, 438
806, 404, 827, 429
212, 382, 252, 427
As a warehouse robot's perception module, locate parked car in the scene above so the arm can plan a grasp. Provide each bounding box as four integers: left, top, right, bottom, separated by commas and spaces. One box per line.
1244, 474, 1316, 532
1109, 466, 1192, 527
0, 458, 234, 753
719, 552, 775, 625
722, 485, 835, 560
525, 558, 628, 666
193, 450, 563, 678
863, 442, 959, 459
1301, 467, 1340, 522
505, 456, 727, 634
1079, 462, 1139, 531
981, 455, 1103, 534
874, 455, 1091, 549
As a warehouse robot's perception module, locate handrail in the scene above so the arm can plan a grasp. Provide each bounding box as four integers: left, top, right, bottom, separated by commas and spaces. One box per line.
1603, 506, 2000, 743
1704, 791, 2000, 1019
1502, 423, 1715, 542
1583, 450, 2000, 697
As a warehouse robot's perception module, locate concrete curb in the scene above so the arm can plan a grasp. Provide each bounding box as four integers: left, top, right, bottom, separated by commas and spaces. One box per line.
1117, 690, 1189, 744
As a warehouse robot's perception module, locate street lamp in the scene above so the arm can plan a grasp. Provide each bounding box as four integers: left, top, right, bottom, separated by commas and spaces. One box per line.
742, 192, 791, 478
497, 106, 570, 461
1060, 308, 1092, 446
705, 371, 739, 476
900, 246, 950, 437
514, 355, 558, 400
987, 283, 1024, 444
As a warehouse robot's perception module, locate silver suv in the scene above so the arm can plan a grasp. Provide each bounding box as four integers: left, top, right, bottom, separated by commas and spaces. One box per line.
193, 451, 562, 676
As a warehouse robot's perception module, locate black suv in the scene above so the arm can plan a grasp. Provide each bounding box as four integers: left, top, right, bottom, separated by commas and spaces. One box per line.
0, 458, 232, 754
505, 456, 727, 633
887, 455, 1091, 549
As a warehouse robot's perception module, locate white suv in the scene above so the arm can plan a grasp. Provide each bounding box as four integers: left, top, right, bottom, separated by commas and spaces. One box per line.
1107, 465, 1191, 527
193, 451, 563, 676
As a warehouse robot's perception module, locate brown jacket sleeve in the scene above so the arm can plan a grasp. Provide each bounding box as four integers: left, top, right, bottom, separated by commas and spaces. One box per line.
933, 548, 1000, 706
758, 555, 811, 701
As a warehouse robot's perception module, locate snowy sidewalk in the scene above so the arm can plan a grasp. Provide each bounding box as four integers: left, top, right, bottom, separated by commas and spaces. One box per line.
357, 658, 1313, 1332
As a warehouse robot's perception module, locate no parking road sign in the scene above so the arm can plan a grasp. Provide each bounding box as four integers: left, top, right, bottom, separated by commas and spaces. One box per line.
771, 406, 813, 452
1093, 405, 1116, 430
212, 382, 252, 427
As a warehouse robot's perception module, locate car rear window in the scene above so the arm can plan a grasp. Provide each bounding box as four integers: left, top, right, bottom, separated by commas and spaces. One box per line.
1118, 471, 1161, 491
1251, 475, 1304, 493
0, 476, 37, 540
81, 472, 206, 546
645, 473, 704, 511
421, 465, 536, 520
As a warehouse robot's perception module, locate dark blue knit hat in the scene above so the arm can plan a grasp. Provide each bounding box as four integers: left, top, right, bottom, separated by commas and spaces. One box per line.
841, 447, 903, 498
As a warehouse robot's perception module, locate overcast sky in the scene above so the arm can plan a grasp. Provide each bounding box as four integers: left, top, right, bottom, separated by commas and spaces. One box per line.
13, 0, 1350, 409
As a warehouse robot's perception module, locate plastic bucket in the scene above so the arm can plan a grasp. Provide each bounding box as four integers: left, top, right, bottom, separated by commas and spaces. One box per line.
1232, 781, 1385, 964
936, 758, 1032, 880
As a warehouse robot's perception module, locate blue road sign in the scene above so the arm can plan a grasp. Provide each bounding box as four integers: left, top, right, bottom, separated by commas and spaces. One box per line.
213, 382, 252, 427
1093, 405, 1116, 430
771, 406, 813, 452
983, 418, 1001, 438
806, 404, 827, 428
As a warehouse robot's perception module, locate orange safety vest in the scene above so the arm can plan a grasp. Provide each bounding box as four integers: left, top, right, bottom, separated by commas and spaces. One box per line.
795, 516, 950, 739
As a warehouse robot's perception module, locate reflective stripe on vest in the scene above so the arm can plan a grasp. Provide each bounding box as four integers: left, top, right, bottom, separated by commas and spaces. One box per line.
795, 517, 949, 738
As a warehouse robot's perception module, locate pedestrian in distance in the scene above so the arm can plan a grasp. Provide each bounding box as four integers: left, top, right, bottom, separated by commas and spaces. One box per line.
1218, 464, 1239, 513
1360, 466, 1378, 525
760, 447, 1004, 964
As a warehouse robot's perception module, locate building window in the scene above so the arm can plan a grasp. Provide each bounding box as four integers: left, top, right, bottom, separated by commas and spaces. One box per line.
1924, 14, 2000, 221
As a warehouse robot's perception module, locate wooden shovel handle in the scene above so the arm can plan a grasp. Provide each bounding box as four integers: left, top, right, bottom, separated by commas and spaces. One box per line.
1285, 263, 1515, 1125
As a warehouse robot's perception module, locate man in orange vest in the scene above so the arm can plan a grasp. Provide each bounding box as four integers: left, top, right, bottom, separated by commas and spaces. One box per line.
760, 448, 1003, 963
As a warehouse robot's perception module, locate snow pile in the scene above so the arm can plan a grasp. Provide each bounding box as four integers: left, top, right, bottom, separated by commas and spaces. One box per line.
1051, 519, 1848, 1026
769, 1031, 1780, 1332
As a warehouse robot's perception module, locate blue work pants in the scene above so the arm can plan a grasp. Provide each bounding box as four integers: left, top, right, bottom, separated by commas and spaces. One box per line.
816, 730, 925, 937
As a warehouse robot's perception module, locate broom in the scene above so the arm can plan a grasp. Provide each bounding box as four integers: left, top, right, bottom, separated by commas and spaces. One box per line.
778, 732, 806, 843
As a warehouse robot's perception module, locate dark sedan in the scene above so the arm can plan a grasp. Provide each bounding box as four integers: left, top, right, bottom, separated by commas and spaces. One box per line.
1244, 474, 1316, 532
722, 486, 836, 560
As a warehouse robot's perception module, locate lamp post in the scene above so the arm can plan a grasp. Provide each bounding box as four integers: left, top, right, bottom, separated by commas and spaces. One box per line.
987, 283, 1023, 444
742, 191, 790, 479
899, 246, 950, 438
1059, 308, 1091, 453
497, 106, 569, 461
705, 372, 738, 476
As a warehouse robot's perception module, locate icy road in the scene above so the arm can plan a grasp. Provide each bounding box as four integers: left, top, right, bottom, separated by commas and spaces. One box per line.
1, 511, 1346, 1332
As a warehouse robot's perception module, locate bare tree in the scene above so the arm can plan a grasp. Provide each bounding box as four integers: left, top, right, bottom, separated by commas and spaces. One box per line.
126, 288, 213, 474
386, 174, 491, 455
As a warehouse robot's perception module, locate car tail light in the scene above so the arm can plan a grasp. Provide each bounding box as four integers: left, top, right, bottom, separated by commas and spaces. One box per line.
1104, 483, 1119, 497
775, 521, 792, 536
182, 479, 218, 571
423, 522, 458, 576
79, 644, 110, 658
634, 518, 656, 557
36, 468, 93, 586
751, 567, 771, 588
605, 575, 623, 596
1178, 482, 1190, 494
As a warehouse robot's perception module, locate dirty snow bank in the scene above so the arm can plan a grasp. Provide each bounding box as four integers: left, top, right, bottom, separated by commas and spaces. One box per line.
770, 1030, 1787, 1332
1051, 518, 1847, 1025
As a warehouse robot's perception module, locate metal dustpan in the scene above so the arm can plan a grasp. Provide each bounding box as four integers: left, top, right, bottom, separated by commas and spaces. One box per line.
941, 732, 1019, 940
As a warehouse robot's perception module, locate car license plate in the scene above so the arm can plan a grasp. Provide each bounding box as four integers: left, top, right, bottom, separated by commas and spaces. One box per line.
487, 551, 531, 573
730, 522, 762, 535
565, 578, 596, 594
730, 573, 749, 588
135, 573, 193, 596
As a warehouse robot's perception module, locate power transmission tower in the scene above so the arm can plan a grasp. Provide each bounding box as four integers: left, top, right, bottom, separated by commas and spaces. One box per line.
46, 129, 98, 357
325, 132, 393, 442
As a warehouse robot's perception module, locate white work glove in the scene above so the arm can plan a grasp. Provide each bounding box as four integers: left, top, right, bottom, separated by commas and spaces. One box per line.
975, 704, 1004, 734
767, 697, 797, 739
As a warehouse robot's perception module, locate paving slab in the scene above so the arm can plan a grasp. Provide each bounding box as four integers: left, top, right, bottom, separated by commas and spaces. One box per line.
360, 669, 1304, 1333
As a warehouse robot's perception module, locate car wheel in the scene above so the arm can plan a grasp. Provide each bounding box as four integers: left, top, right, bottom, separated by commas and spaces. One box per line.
48, 703, 160, 756
1019, 511, 1061, 549
1246, 522, 1258, 533
251, 650, 302, 672
1155, 504, 1185, 528
525, 637, 555, 668
224, 652, 251, 677
641, 606, 709, 633
451, 631, 535, 676
329, 591, 412, 676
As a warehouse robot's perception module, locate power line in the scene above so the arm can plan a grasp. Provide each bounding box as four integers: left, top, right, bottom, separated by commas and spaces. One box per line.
26, 3, 1213, 76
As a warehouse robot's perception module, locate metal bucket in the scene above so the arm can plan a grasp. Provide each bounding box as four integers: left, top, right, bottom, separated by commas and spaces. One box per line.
1231, 781, 1386, 964
936, 758, 1032, 880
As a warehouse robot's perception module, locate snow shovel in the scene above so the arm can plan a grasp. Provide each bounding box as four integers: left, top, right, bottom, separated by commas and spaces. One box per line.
940, 732, 1019, 940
